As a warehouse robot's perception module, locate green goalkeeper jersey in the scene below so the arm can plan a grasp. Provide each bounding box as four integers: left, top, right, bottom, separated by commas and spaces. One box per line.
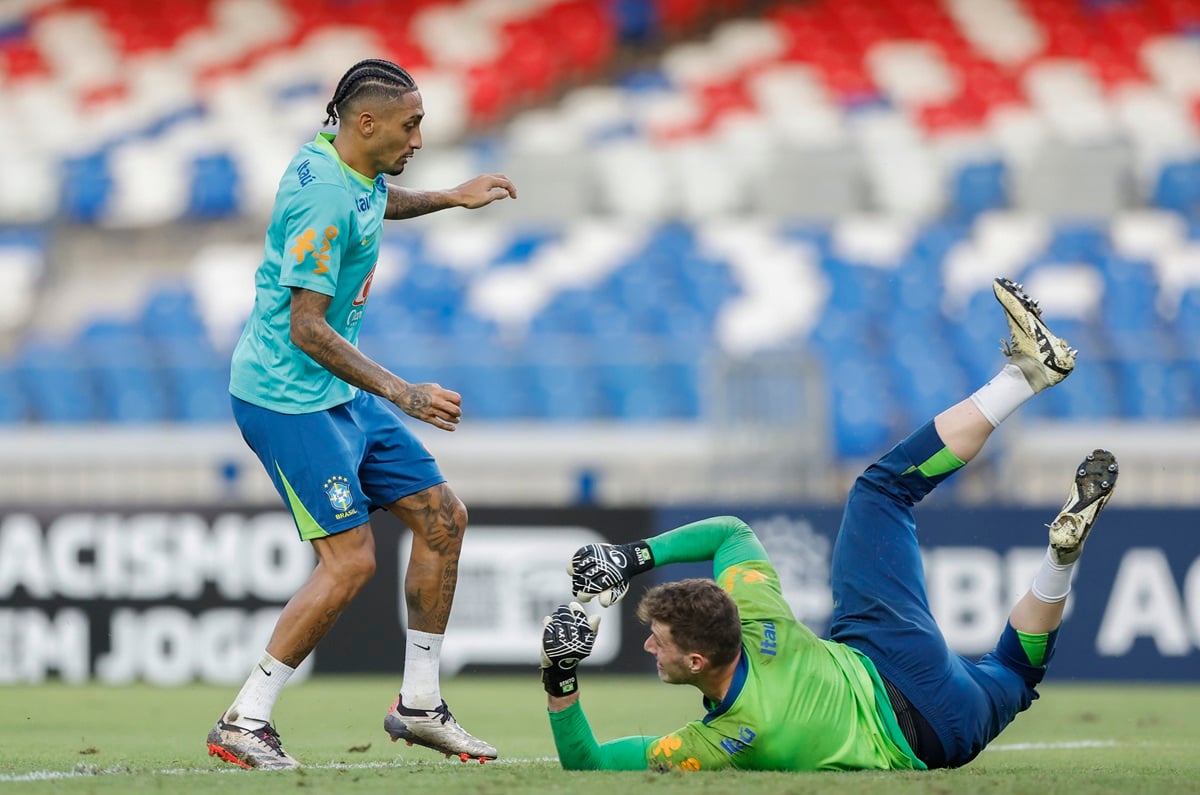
548, 516, 924, 772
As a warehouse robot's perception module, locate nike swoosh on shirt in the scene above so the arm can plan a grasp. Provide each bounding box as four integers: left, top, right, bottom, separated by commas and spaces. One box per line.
360, 235, 375, 246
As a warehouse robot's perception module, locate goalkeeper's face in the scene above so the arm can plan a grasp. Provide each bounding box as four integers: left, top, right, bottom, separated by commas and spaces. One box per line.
644, 621, 703, 685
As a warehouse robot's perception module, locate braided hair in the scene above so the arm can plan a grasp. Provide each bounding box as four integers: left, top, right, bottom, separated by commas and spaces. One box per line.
324, 59, 418, 126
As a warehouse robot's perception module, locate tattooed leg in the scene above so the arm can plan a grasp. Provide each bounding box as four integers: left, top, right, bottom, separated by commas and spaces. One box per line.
264, 524, 377, 667
387, 483, 467, 633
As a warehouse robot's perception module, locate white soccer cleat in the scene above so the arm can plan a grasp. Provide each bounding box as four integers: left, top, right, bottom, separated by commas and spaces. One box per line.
384, 697, 497, 763
993, 277, 1077, 392
1048, 449, 1118, 566
206, 713, 301, 770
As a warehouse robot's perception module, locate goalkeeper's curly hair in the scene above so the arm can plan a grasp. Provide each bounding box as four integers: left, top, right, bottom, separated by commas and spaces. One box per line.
637, 579, 741, 667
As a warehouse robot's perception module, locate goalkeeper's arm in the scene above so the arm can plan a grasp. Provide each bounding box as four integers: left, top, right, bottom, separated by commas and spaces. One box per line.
571, 515, 768, 604
647, 515, 768, 573
548, 699, 660, 770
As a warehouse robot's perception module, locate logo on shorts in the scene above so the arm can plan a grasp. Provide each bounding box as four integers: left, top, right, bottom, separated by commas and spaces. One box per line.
324, 476, 353, 512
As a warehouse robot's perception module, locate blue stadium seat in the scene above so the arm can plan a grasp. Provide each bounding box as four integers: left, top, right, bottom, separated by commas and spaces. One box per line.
1174, 287, 1200, 355
496, 228, 559, 263
616, 68, 673, 92
947, 289, 1013, 387
358, 331, 455, 387
167, 363, 232, 422
658, 359, 701, 418
187, 154, 241, 219
60, 151, 113, 223
0, 363, 27, 423
15, 340, 99, 422
1099, 257, 1160, 332
1046, 223, 1111, 263
950, 160, 1007, 220
455, 358, 535, 420
910, 222, 970, 263
596, 357, 670, 420
531, 289, 598, 335
1114, 360, 1193, 419
76, 320, 172, 422
821, 257, 890, 320
828, 359, 894, 459
887, 255, 945, 319
139, 285, 208, 339
1037, 361, 1119, 420
679, 254, 739, 318
889, 327, 970, 429
529, 360, 608, 420
385, 265, 468, 333
1151, 158, 1200, 215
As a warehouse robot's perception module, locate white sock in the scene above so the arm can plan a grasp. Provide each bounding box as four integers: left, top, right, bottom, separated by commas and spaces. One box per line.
400, 630, 444, 709
969, 364, 1036, 427
1031, 547, 1074, 603
226, 653, 295, 730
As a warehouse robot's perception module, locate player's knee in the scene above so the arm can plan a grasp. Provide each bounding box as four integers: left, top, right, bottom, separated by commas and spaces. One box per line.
335, 547, 377, 590
438, 487, 468, 541
451, 495, 468, 533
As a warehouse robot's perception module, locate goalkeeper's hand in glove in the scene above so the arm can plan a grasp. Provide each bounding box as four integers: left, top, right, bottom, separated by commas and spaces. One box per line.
540, 602, 601, 697
568, 541, 655, 607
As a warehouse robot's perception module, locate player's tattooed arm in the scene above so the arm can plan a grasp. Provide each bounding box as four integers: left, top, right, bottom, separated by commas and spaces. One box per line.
384, 174, 515, 219
289, 287, 462, 430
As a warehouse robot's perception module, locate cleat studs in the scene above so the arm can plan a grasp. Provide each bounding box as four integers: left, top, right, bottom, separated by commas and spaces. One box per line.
1078, 468, 1086, 476
1108, 464, 1117, 472
1101, 481, 1111, 489
1086, 453, 1095, 461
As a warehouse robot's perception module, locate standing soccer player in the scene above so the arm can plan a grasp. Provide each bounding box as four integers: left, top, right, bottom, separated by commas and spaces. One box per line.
206, 59, 515, 770
540, 278, 1119, 771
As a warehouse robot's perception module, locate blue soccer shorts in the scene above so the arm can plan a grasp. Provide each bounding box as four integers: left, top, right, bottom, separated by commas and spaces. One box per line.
827, 420, 1039, 768
232, 391, 445, 541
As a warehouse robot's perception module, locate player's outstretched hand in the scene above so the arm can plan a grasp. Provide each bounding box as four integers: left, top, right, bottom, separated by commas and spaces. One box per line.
452, 174, 516, 208
396, 382, 462, 431
568, 542, 655, 607
540, 602, 600, 697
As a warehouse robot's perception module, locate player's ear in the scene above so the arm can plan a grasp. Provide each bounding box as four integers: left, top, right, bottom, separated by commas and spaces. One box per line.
358, 110, 375, 137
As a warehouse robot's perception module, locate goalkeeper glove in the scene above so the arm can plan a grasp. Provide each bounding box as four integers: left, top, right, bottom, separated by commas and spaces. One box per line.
568, 541, 655, 607
540, 602, 600, 697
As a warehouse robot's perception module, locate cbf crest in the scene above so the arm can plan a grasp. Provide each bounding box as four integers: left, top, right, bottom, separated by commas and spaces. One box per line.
323, 475, 355, 517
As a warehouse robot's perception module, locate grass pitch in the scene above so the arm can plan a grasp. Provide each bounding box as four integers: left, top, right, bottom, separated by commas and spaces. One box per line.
3, 676, 1198, 794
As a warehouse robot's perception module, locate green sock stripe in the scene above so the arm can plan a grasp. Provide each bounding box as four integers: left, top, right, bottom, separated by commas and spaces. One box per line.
1016, 629, 1049, 667
905, 447, 966, 478
276, 463, 330, 541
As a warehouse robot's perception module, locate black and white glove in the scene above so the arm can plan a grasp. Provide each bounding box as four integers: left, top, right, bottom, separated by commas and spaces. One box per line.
540, 602, 601, 697
568, 541, 655, 607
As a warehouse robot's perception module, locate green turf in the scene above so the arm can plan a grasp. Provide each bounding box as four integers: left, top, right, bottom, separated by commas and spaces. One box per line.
3, 676, 1199, 794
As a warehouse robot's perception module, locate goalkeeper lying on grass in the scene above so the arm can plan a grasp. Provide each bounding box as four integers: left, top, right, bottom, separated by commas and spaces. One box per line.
540, 278, 1120, 772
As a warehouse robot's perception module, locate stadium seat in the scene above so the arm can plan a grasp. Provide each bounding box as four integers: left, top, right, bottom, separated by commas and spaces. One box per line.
0, 363, 27, 423
14, 339, 99, 423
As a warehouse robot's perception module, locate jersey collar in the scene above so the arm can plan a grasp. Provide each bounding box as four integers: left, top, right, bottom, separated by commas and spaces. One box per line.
314, 132, 376, 189
701, 647, 748, 724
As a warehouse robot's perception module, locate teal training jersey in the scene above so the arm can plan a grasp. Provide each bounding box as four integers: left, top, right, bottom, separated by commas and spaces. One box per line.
229, 132, 387, 413
549, 517, 923, 772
